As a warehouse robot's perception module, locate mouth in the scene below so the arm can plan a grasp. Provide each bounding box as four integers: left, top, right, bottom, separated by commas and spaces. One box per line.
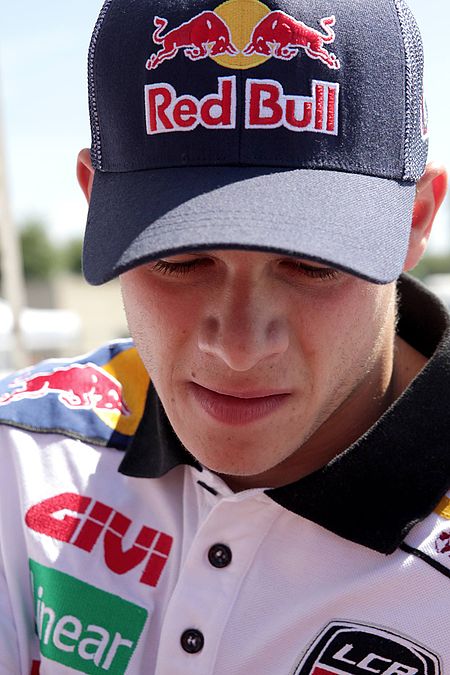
188, 382, 291, 426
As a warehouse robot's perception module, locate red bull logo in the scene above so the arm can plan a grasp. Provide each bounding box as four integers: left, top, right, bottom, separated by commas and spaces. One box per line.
146, 1, 340, 72
0, 363, 130, 416
143, 1, 341, 137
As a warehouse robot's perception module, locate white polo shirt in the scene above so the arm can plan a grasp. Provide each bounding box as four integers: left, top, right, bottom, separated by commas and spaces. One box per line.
0, 275, 449, 675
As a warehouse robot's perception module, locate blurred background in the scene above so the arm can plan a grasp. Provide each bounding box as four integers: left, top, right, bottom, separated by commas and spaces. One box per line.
0, 0, 449, 369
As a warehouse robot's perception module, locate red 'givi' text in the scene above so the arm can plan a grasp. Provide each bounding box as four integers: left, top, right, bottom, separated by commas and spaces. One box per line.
25, 493, 173, 588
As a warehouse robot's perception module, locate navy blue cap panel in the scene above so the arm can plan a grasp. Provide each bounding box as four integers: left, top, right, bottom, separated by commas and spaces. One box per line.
91, 0, 407, 178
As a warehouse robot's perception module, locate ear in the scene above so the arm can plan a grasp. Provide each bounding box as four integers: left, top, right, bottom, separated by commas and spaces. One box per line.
77, 148, 95, 203
403, 162, 448, 272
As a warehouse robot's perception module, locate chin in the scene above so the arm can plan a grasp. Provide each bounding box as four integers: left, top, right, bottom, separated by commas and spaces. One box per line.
185, 440, 282, 478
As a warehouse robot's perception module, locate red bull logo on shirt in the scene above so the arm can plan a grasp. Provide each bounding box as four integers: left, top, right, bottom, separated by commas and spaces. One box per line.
0, 363, 130, 415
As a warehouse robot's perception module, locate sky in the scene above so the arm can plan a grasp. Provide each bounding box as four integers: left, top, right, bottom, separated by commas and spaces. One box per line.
0, 0, 449, 251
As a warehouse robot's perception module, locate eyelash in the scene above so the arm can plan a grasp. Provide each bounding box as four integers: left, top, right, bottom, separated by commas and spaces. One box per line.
152, 259, 339, 281
152, 259, 205, 276
286, 261, 339, 280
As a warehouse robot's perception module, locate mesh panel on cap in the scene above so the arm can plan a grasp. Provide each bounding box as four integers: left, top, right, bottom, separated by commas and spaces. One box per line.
88, 0, 115, 171
393, 0, 429, 181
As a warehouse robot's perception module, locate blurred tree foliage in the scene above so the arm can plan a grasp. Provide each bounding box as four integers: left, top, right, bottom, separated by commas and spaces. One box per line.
59, 238, 83, 275
19, 220, 82, 279
20, 220, 57, 280
409, 254, 450, 281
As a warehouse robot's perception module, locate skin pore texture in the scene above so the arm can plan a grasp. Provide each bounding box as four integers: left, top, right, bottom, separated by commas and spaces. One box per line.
77, 150, 447, 491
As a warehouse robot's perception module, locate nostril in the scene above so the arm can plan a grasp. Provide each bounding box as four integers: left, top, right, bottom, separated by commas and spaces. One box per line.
267, 319, 280, 338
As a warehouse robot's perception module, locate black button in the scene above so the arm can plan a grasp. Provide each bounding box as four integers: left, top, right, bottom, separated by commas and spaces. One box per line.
181, 629, 204, 654
208, 543, 232, 569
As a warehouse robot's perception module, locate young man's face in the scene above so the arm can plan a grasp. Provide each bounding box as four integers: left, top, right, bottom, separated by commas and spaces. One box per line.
120, 249, 398, 489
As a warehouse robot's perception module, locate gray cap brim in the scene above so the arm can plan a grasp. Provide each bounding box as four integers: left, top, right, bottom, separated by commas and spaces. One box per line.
83, 167, 416, 285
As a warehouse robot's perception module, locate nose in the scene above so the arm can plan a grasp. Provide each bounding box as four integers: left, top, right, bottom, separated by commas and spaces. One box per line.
198, 279, 289, 371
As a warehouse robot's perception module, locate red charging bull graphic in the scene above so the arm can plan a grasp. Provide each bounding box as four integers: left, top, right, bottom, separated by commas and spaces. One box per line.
0, 363, 130, 415
243, 11, 340, 69
146, 7, 340, 71
146, 11, 239, 70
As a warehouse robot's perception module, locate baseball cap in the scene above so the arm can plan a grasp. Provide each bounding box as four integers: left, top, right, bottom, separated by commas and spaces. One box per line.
83, 0, 429, 285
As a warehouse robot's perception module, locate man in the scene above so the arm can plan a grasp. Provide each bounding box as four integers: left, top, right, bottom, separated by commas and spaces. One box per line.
0, 0, 449, 673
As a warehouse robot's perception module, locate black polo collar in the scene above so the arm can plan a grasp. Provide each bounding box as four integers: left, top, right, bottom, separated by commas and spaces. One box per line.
119, 275, 450, 554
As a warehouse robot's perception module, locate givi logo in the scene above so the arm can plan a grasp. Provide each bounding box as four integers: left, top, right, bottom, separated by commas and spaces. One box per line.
25, 493, 173, 588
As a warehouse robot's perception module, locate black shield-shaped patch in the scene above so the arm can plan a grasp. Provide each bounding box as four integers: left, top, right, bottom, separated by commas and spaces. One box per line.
292, 621, 441, 675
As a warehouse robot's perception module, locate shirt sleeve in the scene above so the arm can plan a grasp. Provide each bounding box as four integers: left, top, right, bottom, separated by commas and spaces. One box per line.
0, 425, 39, 674
0, 534, 23, 673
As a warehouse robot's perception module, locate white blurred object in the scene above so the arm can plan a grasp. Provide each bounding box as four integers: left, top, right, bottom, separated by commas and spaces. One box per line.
0, 300, 14, 351
424, 274, 450, 308
0, 299, 81, 369
20, 308, 81, 350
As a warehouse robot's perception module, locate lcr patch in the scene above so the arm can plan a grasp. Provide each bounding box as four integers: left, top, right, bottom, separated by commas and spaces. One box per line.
291, 620, 441, 675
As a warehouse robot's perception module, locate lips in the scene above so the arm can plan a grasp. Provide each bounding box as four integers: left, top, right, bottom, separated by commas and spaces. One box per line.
188, 382, 290, 425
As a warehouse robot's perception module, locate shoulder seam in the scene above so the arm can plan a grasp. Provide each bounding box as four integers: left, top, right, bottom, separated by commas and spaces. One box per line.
0, 418, 126, 451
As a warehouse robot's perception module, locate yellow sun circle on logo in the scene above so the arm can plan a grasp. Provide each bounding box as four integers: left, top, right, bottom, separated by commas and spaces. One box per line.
212, 0, 271, 70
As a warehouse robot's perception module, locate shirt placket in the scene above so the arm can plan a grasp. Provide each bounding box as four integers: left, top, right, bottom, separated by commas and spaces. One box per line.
154, 474, 280, 675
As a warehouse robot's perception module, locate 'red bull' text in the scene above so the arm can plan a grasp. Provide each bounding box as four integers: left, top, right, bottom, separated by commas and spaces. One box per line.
144, 76, 340, 135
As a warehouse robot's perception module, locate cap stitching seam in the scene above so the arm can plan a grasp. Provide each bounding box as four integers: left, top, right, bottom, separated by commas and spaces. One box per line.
88, 0, 115, 171
391, 0, 411, 180
96, 159, 407, 177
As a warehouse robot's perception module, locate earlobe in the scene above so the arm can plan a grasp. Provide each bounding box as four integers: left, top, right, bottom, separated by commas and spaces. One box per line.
403, 163, 448, 272
77, 148, 95, 203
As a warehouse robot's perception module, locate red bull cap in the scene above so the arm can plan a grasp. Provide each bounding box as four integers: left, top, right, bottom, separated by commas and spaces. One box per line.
83, 0, 428, 285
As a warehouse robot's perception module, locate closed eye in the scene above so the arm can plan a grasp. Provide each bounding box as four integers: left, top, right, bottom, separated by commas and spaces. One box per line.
280, 260, 340, 281
151, 258, 210, 277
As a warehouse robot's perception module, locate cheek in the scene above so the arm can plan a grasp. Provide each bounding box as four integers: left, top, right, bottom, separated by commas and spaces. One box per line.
120, 273, 200, 377
296, 283, 394, 386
